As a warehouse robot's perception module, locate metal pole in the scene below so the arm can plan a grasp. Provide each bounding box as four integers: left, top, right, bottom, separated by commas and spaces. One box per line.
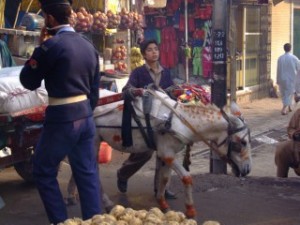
229, 0, 237, 103
210, 0, 228, 174
13, 3, 21, 29
185, 0, 189, 83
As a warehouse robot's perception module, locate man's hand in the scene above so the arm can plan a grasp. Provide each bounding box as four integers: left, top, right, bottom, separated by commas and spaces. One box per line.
130, 88, 144, 97
123, 88, 144, 100
39, 27, 52, 44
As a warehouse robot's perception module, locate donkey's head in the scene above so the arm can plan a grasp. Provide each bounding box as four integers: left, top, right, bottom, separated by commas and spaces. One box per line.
215, 105, 252, 177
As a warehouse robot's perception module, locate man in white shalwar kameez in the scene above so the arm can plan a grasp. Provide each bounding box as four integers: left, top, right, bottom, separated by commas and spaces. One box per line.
277, 43, 300, 115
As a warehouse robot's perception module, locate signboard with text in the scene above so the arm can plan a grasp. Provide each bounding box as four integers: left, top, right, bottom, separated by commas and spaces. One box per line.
213, 29, 226, 62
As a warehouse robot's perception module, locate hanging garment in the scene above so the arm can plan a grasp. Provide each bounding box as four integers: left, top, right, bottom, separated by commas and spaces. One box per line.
144, 28, 161, 44
160, 26, 178, 68
202, 46, 212, 78
192, 47, 202, 76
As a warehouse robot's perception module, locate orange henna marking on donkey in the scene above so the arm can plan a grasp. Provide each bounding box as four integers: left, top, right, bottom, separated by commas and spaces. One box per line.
162, 157, 174, 166
182, 176, 193, 185
186, 204, 197, 218
158, 198, 169, 210
113, 135, 122, 142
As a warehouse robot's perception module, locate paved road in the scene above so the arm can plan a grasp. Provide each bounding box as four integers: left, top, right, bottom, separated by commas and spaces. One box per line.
1, 97, 300, 225
1, 128, 300, 225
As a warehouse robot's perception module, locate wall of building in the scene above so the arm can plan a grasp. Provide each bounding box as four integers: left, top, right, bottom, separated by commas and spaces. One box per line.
271, 1, 291, 84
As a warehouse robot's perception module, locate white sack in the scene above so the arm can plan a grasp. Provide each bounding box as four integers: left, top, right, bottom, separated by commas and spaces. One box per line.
0, 66, 23, 78
0, 66, 48, 113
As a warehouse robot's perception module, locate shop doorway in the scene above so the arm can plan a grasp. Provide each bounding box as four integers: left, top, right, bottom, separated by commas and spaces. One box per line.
232, 4, 267, 91
294, 8, 300, 59
243, 6, 261, 87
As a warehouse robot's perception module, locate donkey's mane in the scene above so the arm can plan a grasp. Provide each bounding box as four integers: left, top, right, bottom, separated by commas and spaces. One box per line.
179, 102, 220, 112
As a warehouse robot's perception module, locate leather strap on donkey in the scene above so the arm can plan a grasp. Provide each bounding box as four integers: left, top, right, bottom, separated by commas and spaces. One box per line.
142, 91, 156, 149
121, 88, 156, 149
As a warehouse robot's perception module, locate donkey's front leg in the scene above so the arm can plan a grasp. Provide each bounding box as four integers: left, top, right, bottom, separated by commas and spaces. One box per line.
155, 159, 172, 212
170, 159, 196, 218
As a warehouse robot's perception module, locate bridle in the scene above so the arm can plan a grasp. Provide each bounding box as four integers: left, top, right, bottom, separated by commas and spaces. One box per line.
216, 109, 251, 164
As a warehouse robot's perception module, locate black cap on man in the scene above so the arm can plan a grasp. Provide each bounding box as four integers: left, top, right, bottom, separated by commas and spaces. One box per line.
39, 0, 71, 10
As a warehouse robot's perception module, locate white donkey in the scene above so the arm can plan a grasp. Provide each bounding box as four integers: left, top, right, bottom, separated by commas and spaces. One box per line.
92, 86, 252, 218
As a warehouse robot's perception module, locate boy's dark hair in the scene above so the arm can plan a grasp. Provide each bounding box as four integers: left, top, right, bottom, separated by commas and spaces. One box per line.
284, 43, 291, 52
140, 39, 159, 55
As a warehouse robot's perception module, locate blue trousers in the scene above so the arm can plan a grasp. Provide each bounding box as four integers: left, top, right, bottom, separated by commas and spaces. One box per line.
33, 116, 102, 224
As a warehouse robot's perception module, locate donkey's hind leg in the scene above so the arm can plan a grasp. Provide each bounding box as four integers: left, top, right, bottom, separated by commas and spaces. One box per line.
66, 174, 78, 205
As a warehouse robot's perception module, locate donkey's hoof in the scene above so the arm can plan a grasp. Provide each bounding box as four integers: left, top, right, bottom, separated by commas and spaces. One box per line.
65, 197, 77, 206
161, 207, 170, 213
158, 198, 169, 211
105, 204, 115, 213
185, 204, 197, 218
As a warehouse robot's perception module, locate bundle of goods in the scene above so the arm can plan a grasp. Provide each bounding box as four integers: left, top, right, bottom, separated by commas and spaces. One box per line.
119, 8, 144, 30
0, 66, 48, 114
131, 12, 144, 31
130, 46, 144, 71
119, 8, 133, 30
177, 84, 211, 106
74, 7, 93, 33
91, 11, 108, 33
57, 205, 199, 225
106, 10, 121, 29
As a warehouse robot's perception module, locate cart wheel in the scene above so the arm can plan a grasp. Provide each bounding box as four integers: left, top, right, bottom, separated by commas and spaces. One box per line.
14, 160, 34, 183
14, 149, 34, 183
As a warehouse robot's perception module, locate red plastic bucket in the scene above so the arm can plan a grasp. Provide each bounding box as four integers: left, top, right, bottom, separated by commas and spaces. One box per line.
98, 142, 112, 164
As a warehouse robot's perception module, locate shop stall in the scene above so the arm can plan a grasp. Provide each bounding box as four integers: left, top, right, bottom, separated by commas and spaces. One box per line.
142, 0, 213, 83
1, 0, 214, 86
1, 0, 145, 91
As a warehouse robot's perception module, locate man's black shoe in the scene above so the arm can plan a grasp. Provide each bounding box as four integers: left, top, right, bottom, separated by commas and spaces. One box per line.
117, 179, 127, 193
164, 190, 177, 199
155, 189, 177, 199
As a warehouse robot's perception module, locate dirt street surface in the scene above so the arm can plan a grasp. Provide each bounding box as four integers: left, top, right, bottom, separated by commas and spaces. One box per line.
1, 97, 300, 225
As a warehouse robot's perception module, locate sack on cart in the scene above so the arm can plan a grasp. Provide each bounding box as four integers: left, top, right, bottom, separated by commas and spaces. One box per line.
0, 66, 48, 113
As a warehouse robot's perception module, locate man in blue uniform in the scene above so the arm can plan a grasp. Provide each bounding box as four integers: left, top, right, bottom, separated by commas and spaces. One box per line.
19, 0, 102, 224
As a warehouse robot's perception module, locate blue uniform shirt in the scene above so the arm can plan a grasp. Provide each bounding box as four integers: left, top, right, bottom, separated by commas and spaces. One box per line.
20, 26, 100, 115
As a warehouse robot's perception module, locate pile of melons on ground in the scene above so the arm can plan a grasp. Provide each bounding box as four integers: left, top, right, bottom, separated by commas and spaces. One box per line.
57, 205, 215, 225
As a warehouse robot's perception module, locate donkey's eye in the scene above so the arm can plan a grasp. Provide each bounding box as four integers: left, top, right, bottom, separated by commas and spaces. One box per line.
241, 140, 247, 147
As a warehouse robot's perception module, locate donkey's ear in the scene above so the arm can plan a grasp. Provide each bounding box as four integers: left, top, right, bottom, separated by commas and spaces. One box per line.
230, 101, 242, 117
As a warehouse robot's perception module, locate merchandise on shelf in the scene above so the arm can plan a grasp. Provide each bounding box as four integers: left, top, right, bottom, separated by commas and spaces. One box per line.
119, 8, 144, 31
91, 11, 108, 33
107, 10, 121, 29
130, 46, 144, 71
112, 45, 127, 61
112, 44, 127, 73
74, 7, 93, 33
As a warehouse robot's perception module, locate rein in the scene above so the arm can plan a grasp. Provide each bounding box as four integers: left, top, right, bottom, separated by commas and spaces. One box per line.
218, 109, 250, 158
